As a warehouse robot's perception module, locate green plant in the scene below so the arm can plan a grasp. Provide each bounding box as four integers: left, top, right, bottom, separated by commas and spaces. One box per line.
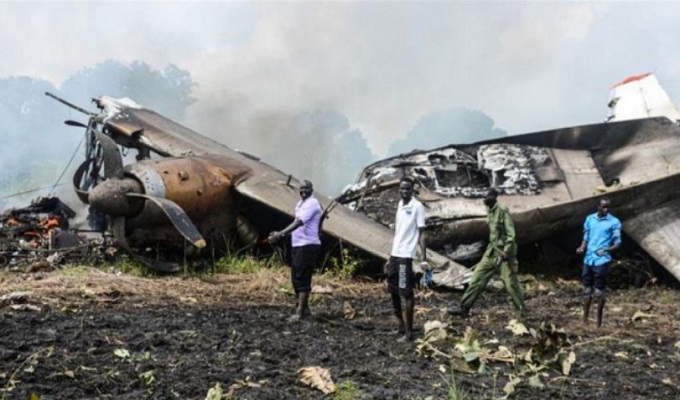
324, 248, 365, 280
445, 363, 469, 400
214, 252, 286, 275
333, 380, 358, 400
57, 264, 94, 277
113, 258, 154, 277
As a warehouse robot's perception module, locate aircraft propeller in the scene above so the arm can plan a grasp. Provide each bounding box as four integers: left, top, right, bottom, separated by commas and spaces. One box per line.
67, 120, 206, 250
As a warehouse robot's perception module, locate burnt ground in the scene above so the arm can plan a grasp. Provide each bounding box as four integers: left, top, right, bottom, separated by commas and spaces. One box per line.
1, 266, 679, 400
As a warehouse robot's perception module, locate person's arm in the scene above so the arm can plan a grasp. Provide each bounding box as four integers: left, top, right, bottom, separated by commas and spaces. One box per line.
418, 227, 427, 262
501, 208, 516, 260
597, 219, 622, 256
268, 218, 303, 243
610, 219, 622, 251
416, 202, 428, 264
576, 217, 590, 254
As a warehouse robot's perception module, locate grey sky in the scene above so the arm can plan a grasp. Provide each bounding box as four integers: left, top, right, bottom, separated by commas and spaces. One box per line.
2, 1, 680, 156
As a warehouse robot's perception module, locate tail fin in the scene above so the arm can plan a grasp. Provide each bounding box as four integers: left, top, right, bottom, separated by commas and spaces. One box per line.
606, 73, 680, 123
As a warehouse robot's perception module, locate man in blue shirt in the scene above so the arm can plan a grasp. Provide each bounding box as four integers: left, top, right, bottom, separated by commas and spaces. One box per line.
576, 198, 621, 328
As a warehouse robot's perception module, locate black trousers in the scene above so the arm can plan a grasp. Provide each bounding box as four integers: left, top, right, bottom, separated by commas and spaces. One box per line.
291, 244, 320, 294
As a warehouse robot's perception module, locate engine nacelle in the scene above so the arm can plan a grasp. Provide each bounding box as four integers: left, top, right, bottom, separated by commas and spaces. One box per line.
124, 154, 250, 240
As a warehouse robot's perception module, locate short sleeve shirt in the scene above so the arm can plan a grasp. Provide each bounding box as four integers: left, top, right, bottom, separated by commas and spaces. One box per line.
391, 198, 426, 259
291, 196, 323, 247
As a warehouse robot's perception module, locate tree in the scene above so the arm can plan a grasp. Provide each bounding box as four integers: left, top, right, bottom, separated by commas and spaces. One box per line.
388, 108, 506, 157
0, 61, 196, 205
262, 109, 375, 195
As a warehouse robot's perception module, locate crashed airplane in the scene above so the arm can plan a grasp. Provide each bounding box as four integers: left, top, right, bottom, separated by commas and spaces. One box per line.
47, 92, 471, 285
338, 73, 680, 284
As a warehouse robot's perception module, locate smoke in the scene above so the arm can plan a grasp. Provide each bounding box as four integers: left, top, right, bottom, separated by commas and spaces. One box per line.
388, 108, 506, 156
0, 61, 195, 209
4, 2, 680, 199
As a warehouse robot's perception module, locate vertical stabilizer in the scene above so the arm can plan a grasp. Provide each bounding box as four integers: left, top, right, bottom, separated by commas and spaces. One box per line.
606, 73, 680, 123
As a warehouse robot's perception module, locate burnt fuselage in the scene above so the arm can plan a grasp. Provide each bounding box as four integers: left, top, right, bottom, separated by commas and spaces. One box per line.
339, 118, 680, 270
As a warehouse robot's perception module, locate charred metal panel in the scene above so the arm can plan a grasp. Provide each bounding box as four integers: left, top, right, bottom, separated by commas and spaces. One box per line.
625, 197, 680, 282
551, 149, 604, 200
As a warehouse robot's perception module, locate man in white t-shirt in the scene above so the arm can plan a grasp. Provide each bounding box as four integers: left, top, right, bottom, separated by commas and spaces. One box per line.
385, 176, 427, 342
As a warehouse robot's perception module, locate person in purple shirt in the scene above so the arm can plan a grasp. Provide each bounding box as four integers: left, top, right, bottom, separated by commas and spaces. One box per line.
576, 197, 621, 328
268, 180, 323, 320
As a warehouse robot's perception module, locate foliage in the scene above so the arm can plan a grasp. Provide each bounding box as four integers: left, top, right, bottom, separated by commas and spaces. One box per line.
213, 252, 285, 275
416, 319, 579, 399
57, 264, 96, 277
388, 108, 506, 156
324, 248, 366, 280
2, 346, 54, 399
112, 258, 155, 277
445, 363, 469, 400
333, 380, 359, 400
60, 60, 196, 120
260, 109, 375, 196
0, 61, 196, 203
204, 382, 223, 400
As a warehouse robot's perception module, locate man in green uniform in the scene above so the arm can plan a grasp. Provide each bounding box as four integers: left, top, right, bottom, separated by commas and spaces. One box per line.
447, 188, 526, 317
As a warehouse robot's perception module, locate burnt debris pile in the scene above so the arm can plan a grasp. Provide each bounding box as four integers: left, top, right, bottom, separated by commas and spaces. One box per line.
0, 196, 116, 271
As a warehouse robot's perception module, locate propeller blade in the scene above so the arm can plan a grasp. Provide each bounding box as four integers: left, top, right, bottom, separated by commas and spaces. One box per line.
127, 193, 206, 249
64, 120, 88, 128
72, 158, 94, 203
93, 130, 124, 179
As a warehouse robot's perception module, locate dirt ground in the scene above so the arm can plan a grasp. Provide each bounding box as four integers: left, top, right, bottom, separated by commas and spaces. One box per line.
1, 266, 679, 400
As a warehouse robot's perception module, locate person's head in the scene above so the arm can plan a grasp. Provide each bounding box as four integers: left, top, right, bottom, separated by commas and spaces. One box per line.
399, 177, 414, 201
483, 188, 499, 209
597, 198, 611, 217
299, 180, 313, 199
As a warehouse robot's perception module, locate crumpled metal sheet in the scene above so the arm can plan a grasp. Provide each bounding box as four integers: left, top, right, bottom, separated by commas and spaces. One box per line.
341, 144, 552, 204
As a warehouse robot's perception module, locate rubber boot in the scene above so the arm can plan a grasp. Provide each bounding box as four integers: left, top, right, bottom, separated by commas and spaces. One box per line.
582, 296, 592, 323
596, 297, 605, 328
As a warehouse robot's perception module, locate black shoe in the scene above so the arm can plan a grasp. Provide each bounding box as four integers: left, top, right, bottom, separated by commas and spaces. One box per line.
447, 306, 469, 318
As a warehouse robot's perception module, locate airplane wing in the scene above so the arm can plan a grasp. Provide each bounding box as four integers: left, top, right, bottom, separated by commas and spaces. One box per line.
235, 175, 471, 286
234, 174, 393, 257
623, 198, 680, 283
97, 97, 471, 285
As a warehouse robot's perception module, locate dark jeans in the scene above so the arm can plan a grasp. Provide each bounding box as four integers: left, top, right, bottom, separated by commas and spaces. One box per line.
582, 262, 610, 292
291, 244, 320, 294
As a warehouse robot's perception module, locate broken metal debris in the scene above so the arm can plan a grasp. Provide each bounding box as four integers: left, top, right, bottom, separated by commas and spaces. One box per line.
341, 143, 551, 207
0, 196, 115, 271
337, 143, 552, 262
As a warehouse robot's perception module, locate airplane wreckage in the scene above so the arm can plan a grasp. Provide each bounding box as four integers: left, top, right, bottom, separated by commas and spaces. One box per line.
338, 73, 680, 284
3, 73, 679, 287
33, 91, 472, 286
